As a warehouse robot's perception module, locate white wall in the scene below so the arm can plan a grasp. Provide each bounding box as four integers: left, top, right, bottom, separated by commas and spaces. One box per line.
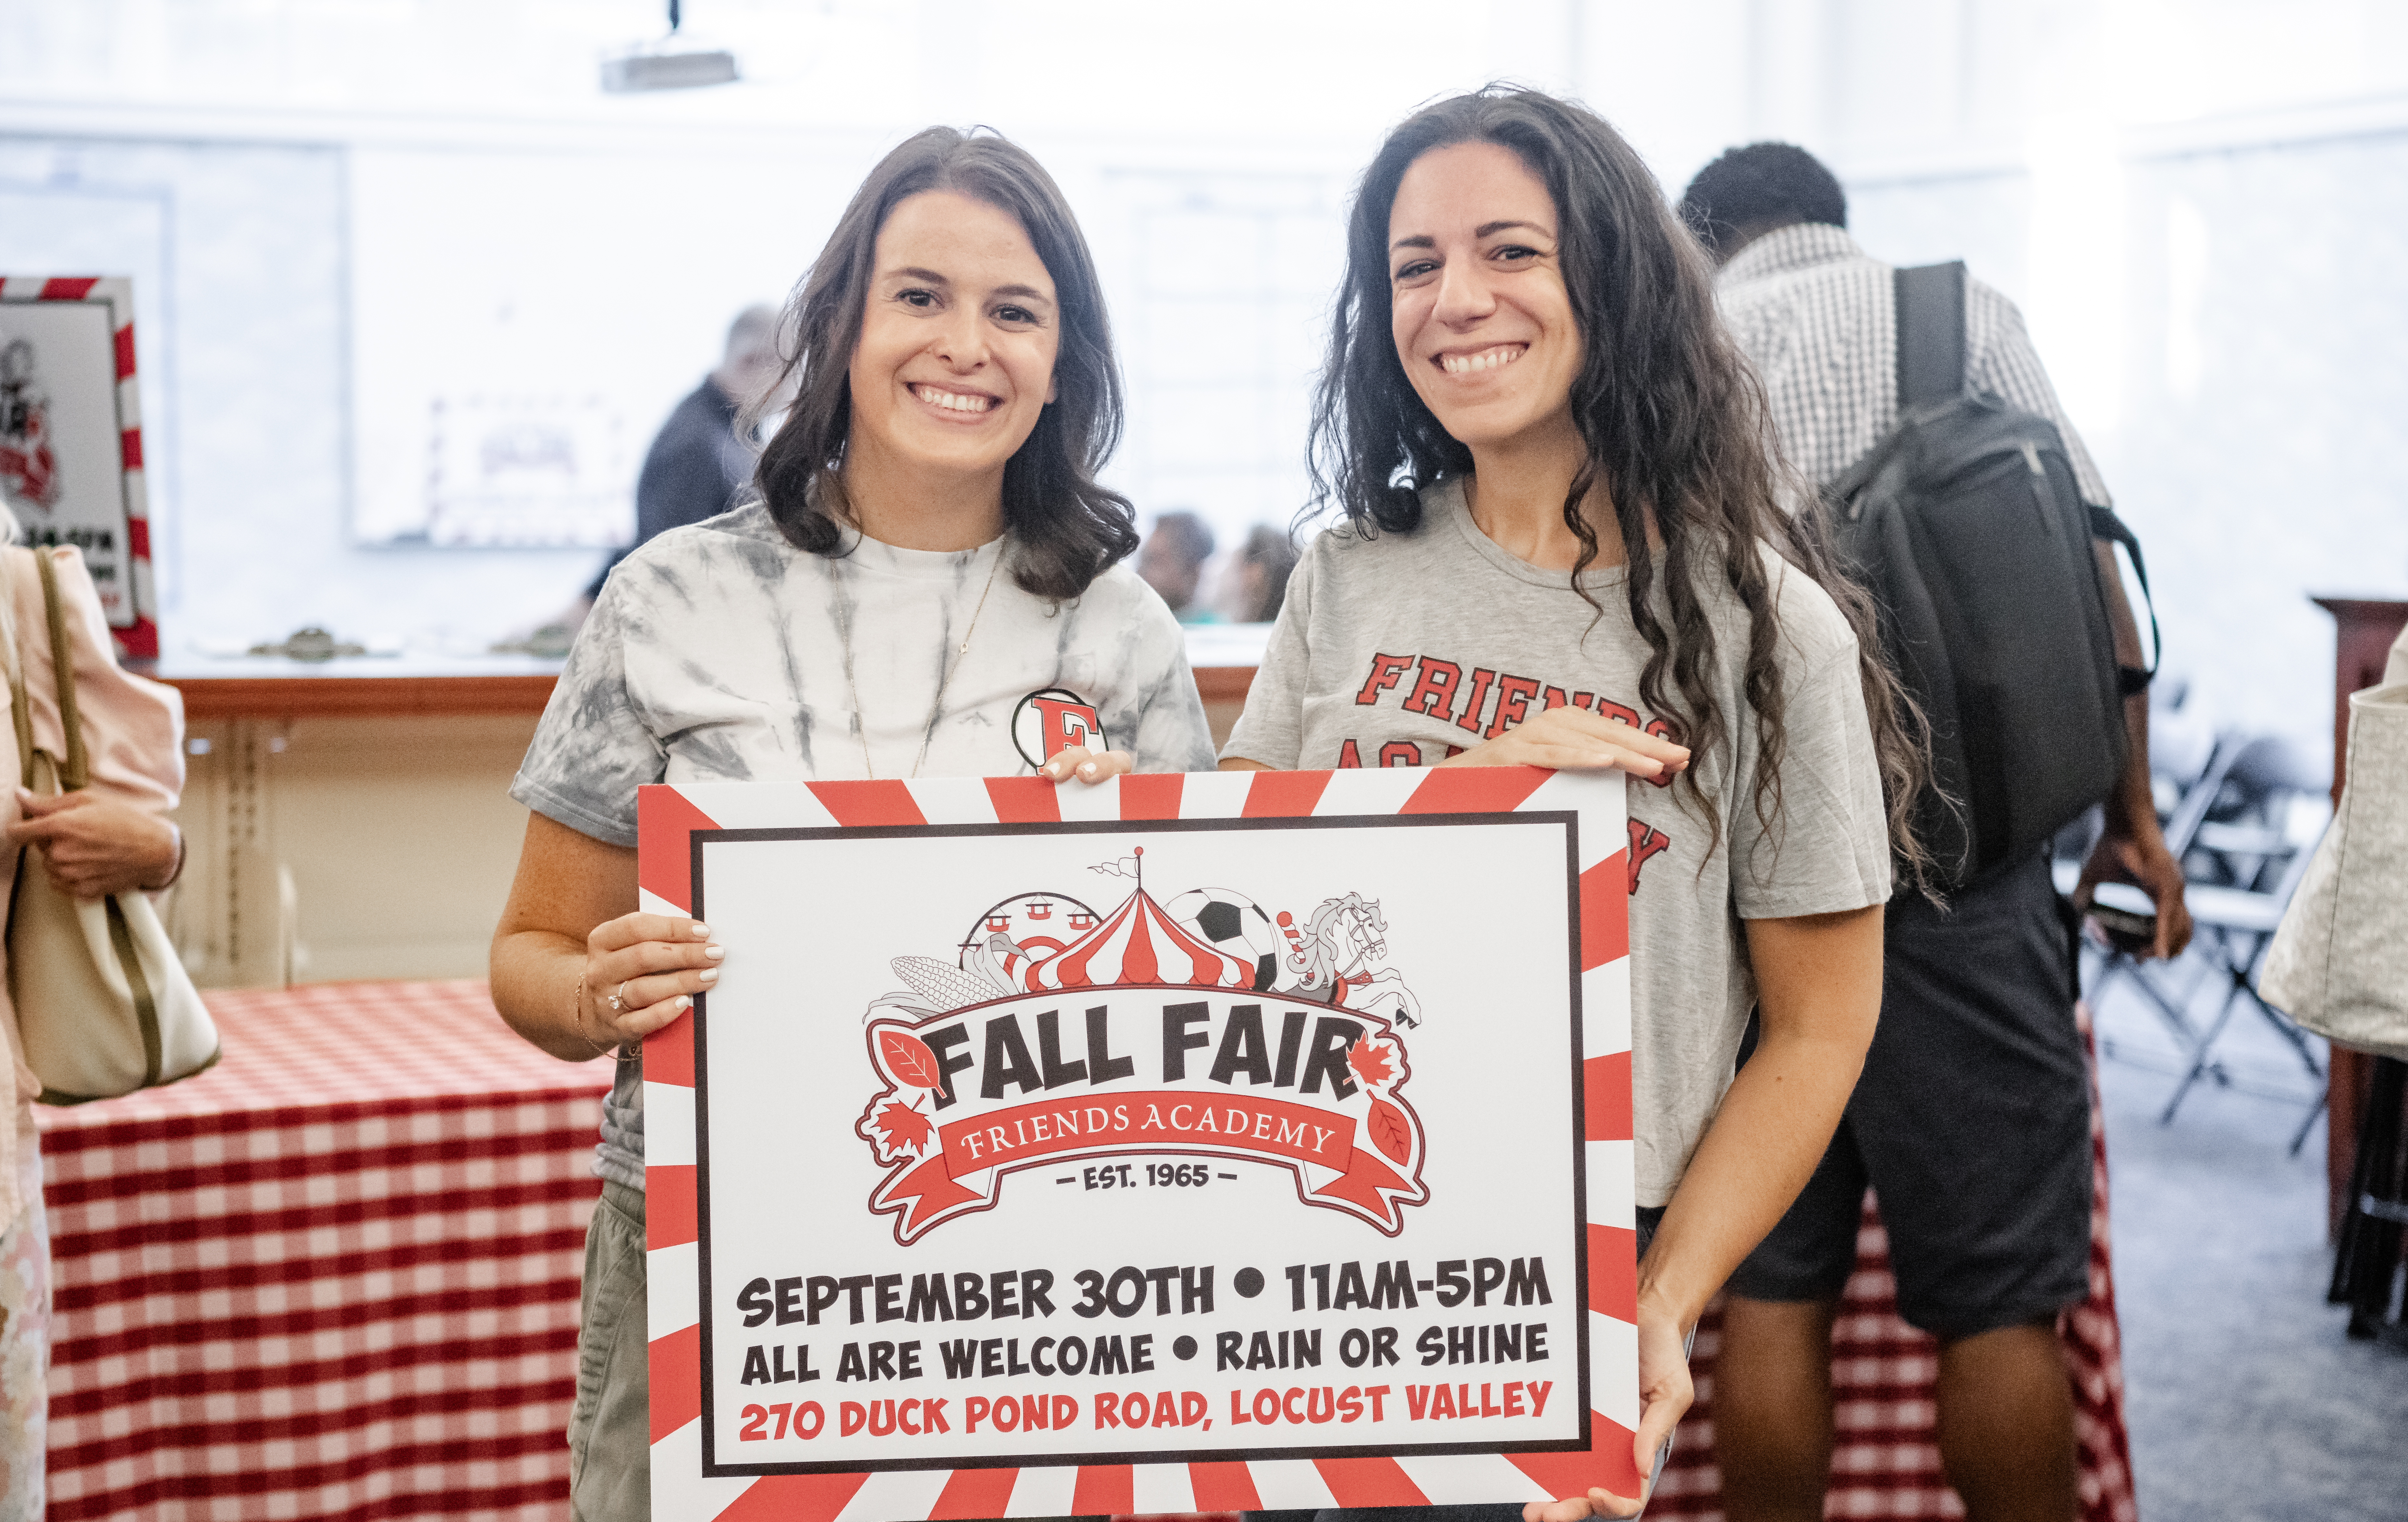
4, 0, 2404, 768
0, 0, 1621, 650
1763, 0, 2408, 772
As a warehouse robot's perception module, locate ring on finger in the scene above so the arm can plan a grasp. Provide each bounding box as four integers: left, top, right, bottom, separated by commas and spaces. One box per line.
608, 980, 632, 1013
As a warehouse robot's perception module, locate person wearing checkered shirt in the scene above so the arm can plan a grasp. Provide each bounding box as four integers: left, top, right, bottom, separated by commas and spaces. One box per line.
1680, 144, 2191, 1522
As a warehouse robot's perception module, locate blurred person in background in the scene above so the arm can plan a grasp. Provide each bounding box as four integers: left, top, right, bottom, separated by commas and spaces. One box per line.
581, 303, 786, 601
1215, 523, 1299, 624
1135, 508, 1216, 620
505, 306, 788, 654
0, 530, 185, 1516
1681, 142, 2186, 1522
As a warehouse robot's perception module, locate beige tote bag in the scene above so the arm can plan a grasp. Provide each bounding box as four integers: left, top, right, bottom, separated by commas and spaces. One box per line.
3, 549, 218, 1103
2260, 678, 2408, 1061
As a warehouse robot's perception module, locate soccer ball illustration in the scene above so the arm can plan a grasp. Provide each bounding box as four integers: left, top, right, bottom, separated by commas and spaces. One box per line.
1165, 887, 1281, 991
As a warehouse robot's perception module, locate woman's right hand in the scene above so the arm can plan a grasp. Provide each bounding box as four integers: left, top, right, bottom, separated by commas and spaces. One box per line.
576, 913, 723, 1051
9, 788, 180, 898
1437, 706, 1691, 780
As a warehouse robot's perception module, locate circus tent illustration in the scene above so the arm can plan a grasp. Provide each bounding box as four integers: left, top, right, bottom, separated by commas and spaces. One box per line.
1022, 848, 1253, 992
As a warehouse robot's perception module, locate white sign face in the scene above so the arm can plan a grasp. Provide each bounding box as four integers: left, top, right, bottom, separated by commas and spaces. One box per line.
0, 297, 135, 623
690, 813, 1592, 1475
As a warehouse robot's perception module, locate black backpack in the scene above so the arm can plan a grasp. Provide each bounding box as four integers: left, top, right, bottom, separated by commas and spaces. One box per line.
1827, 261, 2156, 888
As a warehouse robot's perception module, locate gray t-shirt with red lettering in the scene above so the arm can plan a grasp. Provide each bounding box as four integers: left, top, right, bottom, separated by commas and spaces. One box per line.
1223, 477, 1891, 1206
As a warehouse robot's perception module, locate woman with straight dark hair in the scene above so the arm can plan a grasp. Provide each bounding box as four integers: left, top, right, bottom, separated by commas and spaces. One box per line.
1224, 87, 1924, 1516
490, 126, 1214, 1518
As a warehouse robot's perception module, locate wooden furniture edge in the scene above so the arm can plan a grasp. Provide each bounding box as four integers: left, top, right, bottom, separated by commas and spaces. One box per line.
2310, 597, 2408, 805
1194, 665, 1256, 703
149, 665, 1260, 721
155, 672, 562, 719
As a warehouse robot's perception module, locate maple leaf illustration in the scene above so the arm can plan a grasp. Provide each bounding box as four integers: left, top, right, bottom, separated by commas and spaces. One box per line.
1347, 1036, 1394, 1089
872, 1098, 935, 1157
1368, 1097, 1414, 1165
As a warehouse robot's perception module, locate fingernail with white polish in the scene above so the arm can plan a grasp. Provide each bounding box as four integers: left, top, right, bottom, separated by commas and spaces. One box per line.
699, 968, 718, 984
705, 944, 725, 959
677, 996, 692, 1011
690, 922, 710, 938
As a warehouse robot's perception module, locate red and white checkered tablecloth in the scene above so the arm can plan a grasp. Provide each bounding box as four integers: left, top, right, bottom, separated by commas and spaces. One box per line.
35, 980, 612, 1522
1653, 1012, 2138, 1522
28, 981, 2136, 1521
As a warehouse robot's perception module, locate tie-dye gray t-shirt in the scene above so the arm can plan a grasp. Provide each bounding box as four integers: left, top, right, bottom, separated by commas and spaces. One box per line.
511, 502, 1217, 1188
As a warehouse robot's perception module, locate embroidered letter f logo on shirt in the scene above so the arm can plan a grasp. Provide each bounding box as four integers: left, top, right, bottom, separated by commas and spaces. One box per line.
1012, 688, 1109, 768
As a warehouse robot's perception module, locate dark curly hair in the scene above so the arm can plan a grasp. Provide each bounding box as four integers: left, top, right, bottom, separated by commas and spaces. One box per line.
1677, 141, 1848, 257
1308, 88, 1930, 883
747, 126, 1136, 600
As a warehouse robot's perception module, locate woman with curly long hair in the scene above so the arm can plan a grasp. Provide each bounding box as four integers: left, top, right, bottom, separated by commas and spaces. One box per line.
1222, 88, 1926, 1516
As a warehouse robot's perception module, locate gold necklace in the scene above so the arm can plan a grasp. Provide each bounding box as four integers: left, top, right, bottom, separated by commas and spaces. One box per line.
840, 542, 1005, 780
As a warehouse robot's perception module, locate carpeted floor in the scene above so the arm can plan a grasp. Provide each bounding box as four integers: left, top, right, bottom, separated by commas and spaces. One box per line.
2088, 956, 2408, 1521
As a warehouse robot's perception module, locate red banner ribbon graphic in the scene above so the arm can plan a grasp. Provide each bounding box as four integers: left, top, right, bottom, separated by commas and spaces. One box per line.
941, 1092, 1354, 1174
869, 1087, 1422, 1241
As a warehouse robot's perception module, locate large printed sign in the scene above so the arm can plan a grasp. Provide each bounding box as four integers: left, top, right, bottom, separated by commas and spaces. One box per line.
0, 278, 158, 657
640, 768, 1640, 1519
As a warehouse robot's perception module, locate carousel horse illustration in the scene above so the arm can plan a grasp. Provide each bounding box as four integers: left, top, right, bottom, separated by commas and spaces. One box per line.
1276, 893, 1422, 1028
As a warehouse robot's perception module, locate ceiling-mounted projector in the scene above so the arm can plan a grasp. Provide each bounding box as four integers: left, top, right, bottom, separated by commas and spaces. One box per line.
601, 0, 738, 93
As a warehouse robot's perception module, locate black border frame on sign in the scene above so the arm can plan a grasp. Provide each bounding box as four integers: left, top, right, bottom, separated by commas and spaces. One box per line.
686, 810, 1592, 1478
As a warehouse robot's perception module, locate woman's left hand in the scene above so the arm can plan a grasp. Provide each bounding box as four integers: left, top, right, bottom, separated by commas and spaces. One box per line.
1440, 706, 1690, 780
8, 788, 179, 899
1038, 747, 1135, 785
1521, 1297, 1692, 1521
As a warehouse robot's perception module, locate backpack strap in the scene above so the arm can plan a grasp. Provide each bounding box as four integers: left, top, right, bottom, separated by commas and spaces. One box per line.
1894, 261, 1968, 408
2088, 502, 2161, 695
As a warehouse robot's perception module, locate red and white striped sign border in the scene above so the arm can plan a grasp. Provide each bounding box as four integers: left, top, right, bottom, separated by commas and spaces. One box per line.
638, 766, 1640, 1518
0, 276, 158, 659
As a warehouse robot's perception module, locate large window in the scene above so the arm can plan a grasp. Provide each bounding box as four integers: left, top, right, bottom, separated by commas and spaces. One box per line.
1110, 170, 1344, 552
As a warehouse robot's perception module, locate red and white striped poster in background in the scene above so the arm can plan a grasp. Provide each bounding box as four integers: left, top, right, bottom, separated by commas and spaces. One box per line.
637, 767, 1640, 1519
0, 277, 158, 658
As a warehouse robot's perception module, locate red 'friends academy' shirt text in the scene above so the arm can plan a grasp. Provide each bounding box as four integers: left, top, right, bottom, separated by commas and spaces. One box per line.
1336, 649, 1683, 890
1224, 477, 1891, 1206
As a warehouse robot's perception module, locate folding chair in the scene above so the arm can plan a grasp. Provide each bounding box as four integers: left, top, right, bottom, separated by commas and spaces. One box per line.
2156, 842, 2327, 1151
2073, 732, 2241, 1057
2076, 734, 2332, 1143
2109, 736, 2332, 1149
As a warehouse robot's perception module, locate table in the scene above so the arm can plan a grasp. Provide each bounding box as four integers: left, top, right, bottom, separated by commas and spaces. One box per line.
36, 980, 610, 1521
32, 982, 2137, 1520
1655, 1015, 2137, 1521
142, 646, 1266, 989
141, 657, 569, 723
140, 658, 570, 991
135, 631, 1272, 724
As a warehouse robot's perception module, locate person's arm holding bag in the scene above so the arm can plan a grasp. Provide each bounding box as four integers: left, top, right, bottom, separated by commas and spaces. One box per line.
9, 792, 180, 898
3, 546, 184, 898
